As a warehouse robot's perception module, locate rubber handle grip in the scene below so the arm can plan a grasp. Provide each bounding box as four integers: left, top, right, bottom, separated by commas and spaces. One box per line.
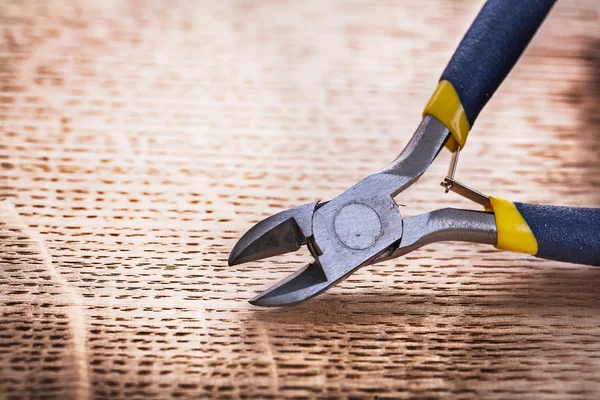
515, 203, 600, 266
440, 0, 556, 126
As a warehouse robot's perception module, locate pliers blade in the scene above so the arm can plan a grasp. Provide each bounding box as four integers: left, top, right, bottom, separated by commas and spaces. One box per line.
228, 202, 318, 266
248, 262, 329, 307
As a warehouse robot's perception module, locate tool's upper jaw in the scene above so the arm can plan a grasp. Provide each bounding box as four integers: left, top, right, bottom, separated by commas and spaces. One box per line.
227, 202, 318, 266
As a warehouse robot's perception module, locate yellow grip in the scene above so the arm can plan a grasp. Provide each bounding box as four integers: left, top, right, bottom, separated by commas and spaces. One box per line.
489, 196, 538, 255
423, 80, 471, 152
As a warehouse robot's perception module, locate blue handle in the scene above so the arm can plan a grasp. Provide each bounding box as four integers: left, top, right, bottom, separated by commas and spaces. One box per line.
515, 203, 600, 266
441, 0, 556, 126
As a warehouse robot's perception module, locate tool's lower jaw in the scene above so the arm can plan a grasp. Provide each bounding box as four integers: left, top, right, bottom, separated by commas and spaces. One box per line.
249, 262, 330, 307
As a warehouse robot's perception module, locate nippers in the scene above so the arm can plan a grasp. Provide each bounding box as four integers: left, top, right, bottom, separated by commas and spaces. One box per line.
229, 0, 600, 307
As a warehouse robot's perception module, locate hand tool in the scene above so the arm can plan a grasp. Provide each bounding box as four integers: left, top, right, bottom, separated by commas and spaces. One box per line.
228, 0, 600, 307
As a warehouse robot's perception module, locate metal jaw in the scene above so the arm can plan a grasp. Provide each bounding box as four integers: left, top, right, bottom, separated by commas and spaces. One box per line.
229, 115, 498, 306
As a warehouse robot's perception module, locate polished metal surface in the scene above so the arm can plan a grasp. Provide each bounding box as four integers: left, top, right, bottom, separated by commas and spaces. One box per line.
333, 203, 382, 250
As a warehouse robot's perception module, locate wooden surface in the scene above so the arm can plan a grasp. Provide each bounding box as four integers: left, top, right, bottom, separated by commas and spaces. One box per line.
1, 0, 600, 398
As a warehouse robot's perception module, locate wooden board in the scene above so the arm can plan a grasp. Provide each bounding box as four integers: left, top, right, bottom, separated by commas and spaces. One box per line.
1, 0, 600, 398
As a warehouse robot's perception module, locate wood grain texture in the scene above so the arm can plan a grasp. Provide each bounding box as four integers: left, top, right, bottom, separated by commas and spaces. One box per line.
1, 0, 600, 398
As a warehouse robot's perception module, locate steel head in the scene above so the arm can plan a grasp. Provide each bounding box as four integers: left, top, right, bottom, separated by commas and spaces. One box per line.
231, 116, 451, 306
246, 187, 404, 307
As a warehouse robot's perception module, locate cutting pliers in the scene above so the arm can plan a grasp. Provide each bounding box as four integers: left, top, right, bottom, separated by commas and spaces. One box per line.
229, 0, 600, 307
